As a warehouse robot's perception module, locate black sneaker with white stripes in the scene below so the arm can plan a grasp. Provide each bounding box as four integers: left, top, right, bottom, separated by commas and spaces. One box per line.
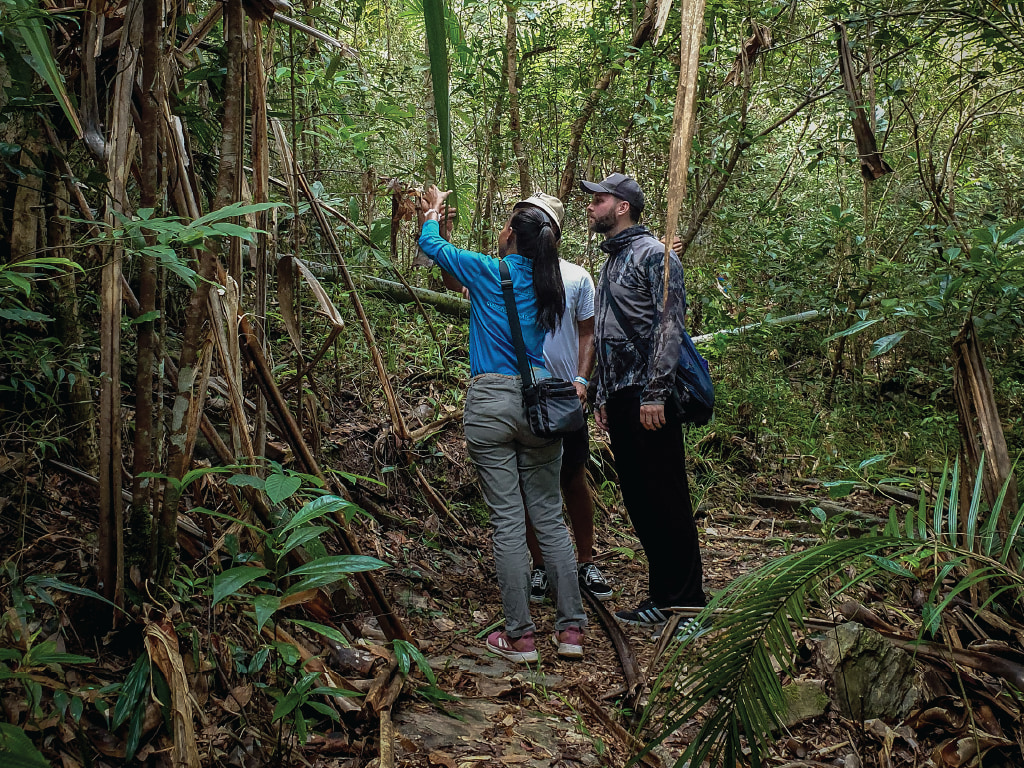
578, 562, 613, 601
529, 568, 549, 603
614, 598, 671, 626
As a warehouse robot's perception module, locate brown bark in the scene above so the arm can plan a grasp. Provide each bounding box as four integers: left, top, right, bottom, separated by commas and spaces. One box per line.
952, 318, 1019, 563
556, 0, 659, 201
249, 20, 270, 458
157, 0, 245, 582
98, 0, 143, 609
505, 1, 530, 197
131, 0, 163, 564
836, 23, 892, 180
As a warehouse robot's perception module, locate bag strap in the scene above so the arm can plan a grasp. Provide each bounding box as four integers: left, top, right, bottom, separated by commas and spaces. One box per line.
498, 259, 535, 385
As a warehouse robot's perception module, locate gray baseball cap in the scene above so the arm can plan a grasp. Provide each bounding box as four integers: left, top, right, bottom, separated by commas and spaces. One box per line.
513, 192, 565, 237
579, 172, 645, 213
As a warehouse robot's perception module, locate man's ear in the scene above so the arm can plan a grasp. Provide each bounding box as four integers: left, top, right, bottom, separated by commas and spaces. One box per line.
616, 199, 630, 218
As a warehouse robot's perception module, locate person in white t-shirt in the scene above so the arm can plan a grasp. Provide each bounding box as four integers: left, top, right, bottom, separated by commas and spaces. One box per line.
526, 248, 613, 602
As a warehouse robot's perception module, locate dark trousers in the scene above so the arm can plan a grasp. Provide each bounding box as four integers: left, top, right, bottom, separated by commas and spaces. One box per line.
606, 394, 706, 608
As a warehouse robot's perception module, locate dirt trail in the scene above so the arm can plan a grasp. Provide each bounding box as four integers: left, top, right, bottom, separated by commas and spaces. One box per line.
375, 465, 895, 767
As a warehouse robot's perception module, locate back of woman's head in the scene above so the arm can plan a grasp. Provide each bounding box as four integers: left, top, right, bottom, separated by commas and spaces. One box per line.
510, 206, 565, 332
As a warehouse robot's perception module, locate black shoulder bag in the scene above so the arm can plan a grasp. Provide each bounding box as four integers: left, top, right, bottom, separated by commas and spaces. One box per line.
600, 278, 714, 426
499, 259, 586, 438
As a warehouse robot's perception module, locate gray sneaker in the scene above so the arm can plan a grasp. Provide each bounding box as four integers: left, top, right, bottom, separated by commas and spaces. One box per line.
529, 568, 549, 603
578, 562, 613, 601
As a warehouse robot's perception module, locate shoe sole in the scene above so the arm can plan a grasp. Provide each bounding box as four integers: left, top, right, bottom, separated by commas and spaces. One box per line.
486, 638, 539, 663
529, 594, 547, 604
584, 586, 613, 601
551, 634, 583, 660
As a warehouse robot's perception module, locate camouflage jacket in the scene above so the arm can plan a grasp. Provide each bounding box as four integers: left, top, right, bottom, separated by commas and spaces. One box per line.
594, 226, 687, 409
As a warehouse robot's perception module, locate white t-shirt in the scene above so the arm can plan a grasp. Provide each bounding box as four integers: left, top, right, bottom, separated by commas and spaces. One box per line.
543, 259, 595, 382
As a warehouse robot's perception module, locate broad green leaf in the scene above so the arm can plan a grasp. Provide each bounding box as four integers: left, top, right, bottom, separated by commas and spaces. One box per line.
12, 0, 83, 138
0, 308, 52, 323
191, 201, 282, 228
289, 619, 351, 649
25, 577, 124, 614
112, 655, 149, 729
23, 641, 93, 667
285, 555, 387, 579
277, 526, 330, 558
423, 0, 457, 206
0, 722, 51, 768
869, 331, 907, 359
280, 494, 353, 534
212, 566, 270, 606
965, 454, 986, 553
823, 319, 880, 343
265, 474, 302, 506
823, 481, 856, 499
252, 595, 280, 632
228, 474, 265, 490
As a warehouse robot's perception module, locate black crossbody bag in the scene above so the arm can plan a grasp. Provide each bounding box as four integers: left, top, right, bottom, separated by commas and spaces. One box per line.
499, 260, 585, 438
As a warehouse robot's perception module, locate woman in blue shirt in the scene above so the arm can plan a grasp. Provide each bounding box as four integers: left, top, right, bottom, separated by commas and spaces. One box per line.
419, 186, 586, 663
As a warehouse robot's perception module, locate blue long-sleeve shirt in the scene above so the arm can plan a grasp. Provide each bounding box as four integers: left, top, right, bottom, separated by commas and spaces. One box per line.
418, 220, 549, 378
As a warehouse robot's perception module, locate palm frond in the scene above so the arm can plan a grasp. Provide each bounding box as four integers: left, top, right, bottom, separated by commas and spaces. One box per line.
422, 0, 457, 204
638, 454, 1024, 768
638, 537, 906, 766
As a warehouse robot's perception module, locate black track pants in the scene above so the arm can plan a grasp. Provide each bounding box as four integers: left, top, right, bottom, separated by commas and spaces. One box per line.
606, 395, 706, 608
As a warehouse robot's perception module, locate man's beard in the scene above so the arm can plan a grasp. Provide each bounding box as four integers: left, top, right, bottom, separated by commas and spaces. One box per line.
589, 210, 616, 234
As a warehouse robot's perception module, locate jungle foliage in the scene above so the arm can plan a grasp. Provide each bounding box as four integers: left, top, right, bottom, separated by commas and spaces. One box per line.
0, 0, 1022, 764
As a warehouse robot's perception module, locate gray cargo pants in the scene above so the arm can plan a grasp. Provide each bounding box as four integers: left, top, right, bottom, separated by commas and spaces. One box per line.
464, 374, 586, 638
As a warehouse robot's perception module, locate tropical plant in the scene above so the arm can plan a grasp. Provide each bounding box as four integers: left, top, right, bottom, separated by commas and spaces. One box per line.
637, 456, 1024, 767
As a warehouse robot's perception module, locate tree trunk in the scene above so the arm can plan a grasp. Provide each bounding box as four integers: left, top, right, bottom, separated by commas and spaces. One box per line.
156, 0, 245, 582
505, 1, 530, 197
131, 0, 163, 570
45, 154, 98, 475
556, 0, 659, 200
952, 318, 1019, 562
98, 0, 143, 609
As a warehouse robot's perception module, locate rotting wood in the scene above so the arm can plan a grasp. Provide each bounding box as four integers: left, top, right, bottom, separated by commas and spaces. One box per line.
952, 318, 1019, 562
366, 658, 405, 715
379, 706, 396, 768
836, 23, 893, 180
581, 580, 642, 707
575, 685, 662, 768
749, 493, 889, 524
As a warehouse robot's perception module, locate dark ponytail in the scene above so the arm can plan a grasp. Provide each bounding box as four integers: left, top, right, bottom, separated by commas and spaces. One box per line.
509, 207, 565, 332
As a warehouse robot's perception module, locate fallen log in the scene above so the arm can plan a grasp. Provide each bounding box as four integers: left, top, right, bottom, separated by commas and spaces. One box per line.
296, 259, 470, 317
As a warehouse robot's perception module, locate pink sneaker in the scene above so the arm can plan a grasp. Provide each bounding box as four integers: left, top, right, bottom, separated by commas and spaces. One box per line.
486, 630, 538, 663
552, 625, 584, 659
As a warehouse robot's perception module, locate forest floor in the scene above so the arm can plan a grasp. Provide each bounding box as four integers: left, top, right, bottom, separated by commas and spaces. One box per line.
4, 422, 935, 768
343, 422, 908, 768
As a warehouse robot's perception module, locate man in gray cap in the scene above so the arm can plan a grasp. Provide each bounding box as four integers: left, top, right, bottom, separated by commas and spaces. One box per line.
580, 172, 706, 628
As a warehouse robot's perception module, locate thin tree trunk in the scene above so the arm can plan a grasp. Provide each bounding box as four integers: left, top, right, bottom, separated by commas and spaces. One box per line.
250, 20, 270, 459
505, 1, 530, 197
99, 0, 144, 608
131, 0, 163, 568
556, 0, 659, 200
157, 0, 245, 581
46, 154, 98, 475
